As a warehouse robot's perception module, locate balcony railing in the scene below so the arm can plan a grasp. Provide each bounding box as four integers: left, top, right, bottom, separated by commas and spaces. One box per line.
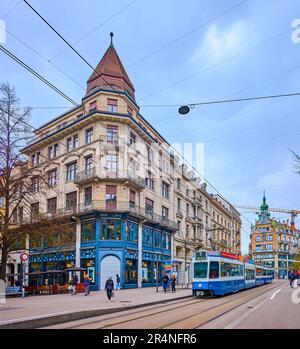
74, 168, 145, 189
21, 200, 178, 230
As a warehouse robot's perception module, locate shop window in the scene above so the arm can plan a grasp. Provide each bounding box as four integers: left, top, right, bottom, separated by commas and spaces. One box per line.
153, 230, 161, 248
125, 258, 138, 284
81, 220, 96, 242
101, 219, 121, 240
142, 260, 153, 283
142, 226, 153, 246
81, 259, 95, 284
125, 221, 138, 243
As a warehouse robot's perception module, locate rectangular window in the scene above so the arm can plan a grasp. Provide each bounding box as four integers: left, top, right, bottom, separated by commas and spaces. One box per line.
194, 262, 208, 279
66, 137, 72, 152
267, 235, 273, 241
48, 146, 53, 159
85, 187, 92, 206
73, 134, 78, 149
267, 244, 273, 251
66, 162, 77, 181
12, 209, 18, 224
129, 132, 136, 145
89, 100, 97, 112
81, 220, 96, 242
153, 230, 161, 248
53, 144, 59, 157
162, 206, 169, 220
107, 98, 118, 113
66, 191, 77, 209
162, 181, 169, 199
31, 202, 39, 220
86, 128, 93, 144
256, 245, 261, 251
256, 236, 261, 242
209, 261, 219, 279
129, 190, 136, 208
18, 207, 23, 224
145, 171, 154, 190
106, 154, 118, 172
47, 197, 57, 214
125, 221, 138, 242
142, 226, 153, 246
31, 154, 36, 166
31, 177, 40, 193
107, 125, 118, 144
85, 155, 93, 174
145, 198, 154, 217
101, 219, 121, 240
106, 185, 117, 209
48, 169, 57, 187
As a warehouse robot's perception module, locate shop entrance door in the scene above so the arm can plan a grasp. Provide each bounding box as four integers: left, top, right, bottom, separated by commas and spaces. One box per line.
100, 255, 120, 290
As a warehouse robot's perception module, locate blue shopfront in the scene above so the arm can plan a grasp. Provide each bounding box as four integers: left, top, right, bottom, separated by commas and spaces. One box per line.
80, 212, 172, 290
28, 212, 173, 290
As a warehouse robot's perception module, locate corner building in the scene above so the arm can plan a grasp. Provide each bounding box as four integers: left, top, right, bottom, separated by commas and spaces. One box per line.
18, 36, 241, 289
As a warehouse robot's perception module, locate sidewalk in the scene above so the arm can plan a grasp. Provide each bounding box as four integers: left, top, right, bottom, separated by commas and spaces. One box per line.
0, 287, 192, 329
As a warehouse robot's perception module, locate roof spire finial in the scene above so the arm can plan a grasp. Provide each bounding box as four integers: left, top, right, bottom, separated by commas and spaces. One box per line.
110, 32, 114, 46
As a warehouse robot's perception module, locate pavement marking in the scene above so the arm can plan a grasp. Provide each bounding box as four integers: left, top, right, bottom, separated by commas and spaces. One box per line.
270, 288, 281, 300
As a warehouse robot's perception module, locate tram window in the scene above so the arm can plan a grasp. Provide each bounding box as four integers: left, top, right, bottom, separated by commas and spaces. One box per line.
194, 262, 208, 278
256, 268, 266, 276
221, 262, 243, 277
209, 261, 219, 278
246, 269, 255, 280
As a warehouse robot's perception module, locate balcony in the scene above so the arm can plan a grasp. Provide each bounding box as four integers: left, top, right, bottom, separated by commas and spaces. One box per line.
28, 201, 177, 231
74, 168, 99, 185
74, 168, 145, 190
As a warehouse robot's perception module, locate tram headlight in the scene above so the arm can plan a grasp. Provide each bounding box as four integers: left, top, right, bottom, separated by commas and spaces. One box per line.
198, 283, 202, 288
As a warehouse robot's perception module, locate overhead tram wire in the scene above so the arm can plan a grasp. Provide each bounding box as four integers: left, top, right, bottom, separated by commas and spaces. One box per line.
0, 23, 85, 91
49, 0, 138, 62
0, 45, 79, 108
21, 0, 253, 234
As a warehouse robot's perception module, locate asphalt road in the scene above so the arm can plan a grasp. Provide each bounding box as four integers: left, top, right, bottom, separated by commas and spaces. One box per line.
44, 280, 294, 329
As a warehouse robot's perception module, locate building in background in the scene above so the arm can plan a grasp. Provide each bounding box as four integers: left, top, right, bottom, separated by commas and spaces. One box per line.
250, 194, 300, 278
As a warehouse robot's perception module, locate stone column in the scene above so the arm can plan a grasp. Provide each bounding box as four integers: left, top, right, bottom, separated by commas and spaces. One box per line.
75, 218, 81, 278
137, 221, 143, 288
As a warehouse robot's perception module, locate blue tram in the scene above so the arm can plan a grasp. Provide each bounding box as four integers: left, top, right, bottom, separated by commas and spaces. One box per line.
192, 250, 274, 297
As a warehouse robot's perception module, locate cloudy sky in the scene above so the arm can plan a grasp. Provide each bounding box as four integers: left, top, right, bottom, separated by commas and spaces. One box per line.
1, 0, 300, 253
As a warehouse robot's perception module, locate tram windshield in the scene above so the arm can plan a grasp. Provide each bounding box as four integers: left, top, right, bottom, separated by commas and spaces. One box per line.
194, 262, 208, 278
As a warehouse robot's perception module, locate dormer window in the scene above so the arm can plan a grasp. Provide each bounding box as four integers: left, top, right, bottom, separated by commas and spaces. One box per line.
107, 99, 118, 113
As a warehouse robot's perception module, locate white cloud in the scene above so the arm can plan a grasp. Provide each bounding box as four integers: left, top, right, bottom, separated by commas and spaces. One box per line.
191, 20, 247, 65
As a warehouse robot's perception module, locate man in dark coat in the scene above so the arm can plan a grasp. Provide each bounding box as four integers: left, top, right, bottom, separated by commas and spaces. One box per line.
105, 277, 114, 302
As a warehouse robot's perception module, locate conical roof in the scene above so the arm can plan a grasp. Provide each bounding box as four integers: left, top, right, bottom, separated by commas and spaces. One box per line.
86, 33, 135, 100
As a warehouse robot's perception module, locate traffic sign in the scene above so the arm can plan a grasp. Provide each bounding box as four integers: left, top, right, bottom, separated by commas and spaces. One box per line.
20, 253, 29, 261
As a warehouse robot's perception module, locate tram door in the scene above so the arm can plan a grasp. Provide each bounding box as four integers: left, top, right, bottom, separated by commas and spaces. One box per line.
100, 255, 121, 290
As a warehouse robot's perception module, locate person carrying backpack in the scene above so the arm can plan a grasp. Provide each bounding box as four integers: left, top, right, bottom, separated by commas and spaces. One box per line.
105, 276, 114, 302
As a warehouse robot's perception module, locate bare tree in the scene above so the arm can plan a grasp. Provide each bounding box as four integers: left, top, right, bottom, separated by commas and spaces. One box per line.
0, 83, 74, 282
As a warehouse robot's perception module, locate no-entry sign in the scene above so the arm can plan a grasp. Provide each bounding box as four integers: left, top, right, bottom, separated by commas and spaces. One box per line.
20, 253, 29, 262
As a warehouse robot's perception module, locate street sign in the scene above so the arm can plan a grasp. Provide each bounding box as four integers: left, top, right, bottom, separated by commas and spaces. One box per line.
20, 253, 29, 262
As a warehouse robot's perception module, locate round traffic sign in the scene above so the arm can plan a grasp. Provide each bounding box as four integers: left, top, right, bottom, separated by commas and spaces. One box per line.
20, 253, 29, 261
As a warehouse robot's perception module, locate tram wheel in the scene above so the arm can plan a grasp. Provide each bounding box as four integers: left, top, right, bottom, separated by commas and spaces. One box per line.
203, 290, 214, 298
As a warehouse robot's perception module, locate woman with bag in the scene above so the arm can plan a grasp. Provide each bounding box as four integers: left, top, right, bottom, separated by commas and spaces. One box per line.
105, 276, 114, 302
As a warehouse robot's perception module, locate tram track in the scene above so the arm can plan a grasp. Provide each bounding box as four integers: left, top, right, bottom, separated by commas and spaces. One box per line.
163, 282, 283, 329
59, 297, 204, 329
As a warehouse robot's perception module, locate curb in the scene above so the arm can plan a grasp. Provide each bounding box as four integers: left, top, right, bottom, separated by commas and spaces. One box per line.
0, 294, 193, 329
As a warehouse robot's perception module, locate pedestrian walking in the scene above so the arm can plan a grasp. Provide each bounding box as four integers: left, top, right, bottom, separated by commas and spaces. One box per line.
170, 274, 176, 293
105, 276, 114, 302
115, 274, 121, 290
84, 275, 91, 296
288, 269, 296, 288
162, 273, 169, 293
70, 273, 78, 295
